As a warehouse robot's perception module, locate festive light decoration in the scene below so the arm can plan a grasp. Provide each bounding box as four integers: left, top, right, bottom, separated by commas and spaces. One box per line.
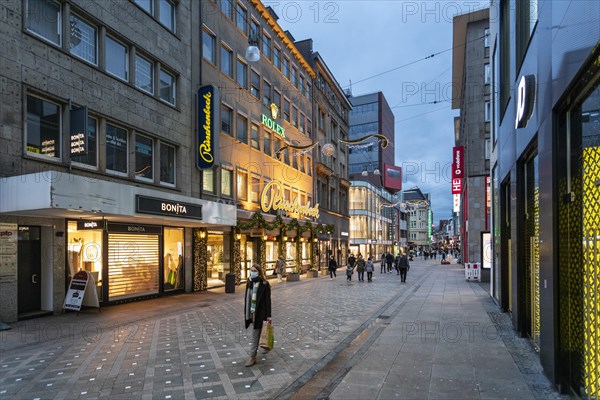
321, 143, 335, 157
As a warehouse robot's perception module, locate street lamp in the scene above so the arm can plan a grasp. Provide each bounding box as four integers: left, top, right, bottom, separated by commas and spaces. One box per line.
245, 29, 260, 63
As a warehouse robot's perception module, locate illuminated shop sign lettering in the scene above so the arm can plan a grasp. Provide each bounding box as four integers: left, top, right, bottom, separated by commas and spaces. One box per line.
260, 181, 319, 218
261, 114, 286, 138
515, 75, 536, 129
70, 106, 88, 157
136, 195, 203, 220
197, 85, 215, 169
76, 220, 106, 230
452, 146, 464, 179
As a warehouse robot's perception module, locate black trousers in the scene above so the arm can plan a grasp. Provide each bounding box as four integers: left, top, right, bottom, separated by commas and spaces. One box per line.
400, 268, 407, 282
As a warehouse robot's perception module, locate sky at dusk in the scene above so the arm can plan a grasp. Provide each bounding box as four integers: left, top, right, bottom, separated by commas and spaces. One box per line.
273, 0, 490, 221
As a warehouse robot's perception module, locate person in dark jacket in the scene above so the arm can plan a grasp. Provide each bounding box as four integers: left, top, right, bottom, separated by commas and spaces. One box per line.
347, 253, 356, 269
386, 252, 394, 272
244, 264, 272, 367
397, 252, 410, 283
328, 255, 338, 279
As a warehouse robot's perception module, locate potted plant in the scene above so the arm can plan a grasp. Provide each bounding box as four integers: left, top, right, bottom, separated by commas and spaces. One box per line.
307, 266, 318, 278
286, 269, 300, 282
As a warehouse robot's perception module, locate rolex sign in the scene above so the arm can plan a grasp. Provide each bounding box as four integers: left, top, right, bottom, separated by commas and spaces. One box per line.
197, 85, 215, 169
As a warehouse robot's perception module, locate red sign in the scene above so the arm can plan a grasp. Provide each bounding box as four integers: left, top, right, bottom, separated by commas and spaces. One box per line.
452, 146, 464, 179
452, 178, 463, 194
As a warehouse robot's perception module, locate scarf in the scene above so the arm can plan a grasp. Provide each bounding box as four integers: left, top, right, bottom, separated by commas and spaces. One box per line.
245, 279, 260, 321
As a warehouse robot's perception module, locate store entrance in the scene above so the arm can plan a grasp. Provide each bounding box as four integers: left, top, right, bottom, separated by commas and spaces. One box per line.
17, 226, 41, 315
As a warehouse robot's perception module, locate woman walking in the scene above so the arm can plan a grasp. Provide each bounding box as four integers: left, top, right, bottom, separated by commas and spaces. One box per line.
244, 264, 272, 367
328, 255, 338, 279
356, 254, 366, 281
365, 257, 374, 282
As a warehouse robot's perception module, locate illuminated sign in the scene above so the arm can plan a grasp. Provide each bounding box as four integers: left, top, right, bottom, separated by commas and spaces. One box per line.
76, 220, 106, 230
262, 114, 285, 138
428, 210, 432, 238
197, 85, 215, 170
70, 106, 88, 157
136, 195, 203, 220
260, 181, 319, 218
453, 194, 461, 212
515, 74, 536, 129
452, 178, 463, 194
452, 146, 464, 179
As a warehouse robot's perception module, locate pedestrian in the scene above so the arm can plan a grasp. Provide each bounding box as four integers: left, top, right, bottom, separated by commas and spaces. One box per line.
347, 253, 356, 269
394, 253, 402, 275
346, 263, 354, 282
365, 257, 374, 282
386, 252, 394, 272
441, 251, 447, 261
397, 252, 410, 283
328, 255, 338, 279
356, 254, 366, 281
380, 253, 386, 273
276, 255, 286, 283
244, 264, 272, 367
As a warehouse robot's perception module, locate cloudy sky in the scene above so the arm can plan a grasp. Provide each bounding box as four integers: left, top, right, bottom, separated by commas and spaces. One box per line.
273, 0, 490, 220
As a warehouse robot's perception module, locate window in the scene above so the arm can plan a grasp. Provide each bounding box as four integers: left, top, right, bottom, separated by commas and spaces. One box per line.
283, 57, 290, 78
262, 80, 271, 106
250, 123, 260, 150
236, 3, 247, 34
237, 170, 248, 200
106, 123, 128, 174
500, 0, 510, 117
221, 104, 232, 136
299, 113, 305, 133
221, 167, 232, 196
203, 29, 216, 64
273, 89, 281, 109
236, 59, 246, 87
251, 176, 260, 203
484, 138, 491, 160
237, 114, 248, 144
135, 135, 153, 181
159, 0, 175, 32
159, 69, 175, 105
307, 157, 312, 176
273, 46, 281, 69
484, 27, 490, 48
283, 98, 290, 121
135, 54, 154, 94
291, 106, 298, 127
484, 63, 490, 85
299, 75, 304, 92
263, 130, 271, 156
69, 14, 97, 64
26, 95, 61, 159
262, 32, 271, 60
250, 19, 259, 39
485, 101, 491, 122
134, 0, 152, 13
71, 116, 97, 167
291, 67, 297, 87
319, 108, 325, 129
221, 0, 233, 19
203, 168, 214, 192
516, 0, 537, 71
307, 118, 312, 137
221, 44, 233, 77
305, 82, 311, 100
27, 0, 61, 45
160, 143, 176, 185
274, 138, 281, 158
250, 70, 260, 98
105, 36, 128, 80
298, 154, 305, 173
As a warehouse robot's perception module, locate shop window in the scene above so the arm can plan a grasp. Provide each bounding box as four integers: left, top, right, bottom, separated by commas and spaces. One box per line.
207, 232, 231, 286
67, 221, 104, 301
237, 169, 248, 201
135, 134, 153, 181
69, 14, 97, 65
159, 69, 176, 105
26, 95, 61, 159
160, 142, 176, 185
71, 116, 98, 168
163, 228, 184, 291
203, 167, 215, 193
106, 123, 128, 175
105, 36, 128, 81
27, 0, 61, 45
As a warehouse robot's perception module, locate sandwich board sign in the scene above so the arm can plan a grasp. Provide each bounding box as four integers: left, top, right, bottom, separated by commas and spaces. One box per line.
63, 270, 100, 311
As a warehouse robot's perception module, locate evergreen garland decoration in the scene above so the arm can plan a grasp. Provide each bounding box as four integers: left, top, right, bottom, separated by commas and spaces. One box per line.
235, 211, 334, 235
192, 230, 208, 292
233, 237, 241, 285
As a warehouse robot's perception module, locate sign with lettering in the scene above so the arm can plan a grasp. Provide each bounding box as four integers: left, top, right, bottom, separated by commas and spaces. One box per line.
515, 74, 536, 129
452, 178, 463, 195
107, 222, 163, 235
261, 111, 285, 138
0, 223, 17, 282
260, 181, 319, 218
70, 106, 88, 157
452, 146, 464, 179
453, 194, 461, 212
64, 270, 89, 311
136, 195, 202, 220
76, 220, 106, 230
197, 85, 215, 170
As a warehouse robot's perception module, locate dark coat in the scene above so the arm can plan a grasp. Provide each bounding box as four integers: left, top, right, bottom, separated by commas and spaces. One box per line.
347, 255, 356, 267
244, 279, 272, 329
328, 258, 338, 271
385, 253, 394, 263
398, 255, 410, 270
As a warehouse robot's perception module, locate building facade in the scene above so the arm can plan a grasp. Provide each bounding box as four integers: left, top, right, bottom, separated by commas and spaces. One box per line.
0, 0, 237, 322
451, 8, 491, 267
403, 187, 432, 253
490, 0, 599, 397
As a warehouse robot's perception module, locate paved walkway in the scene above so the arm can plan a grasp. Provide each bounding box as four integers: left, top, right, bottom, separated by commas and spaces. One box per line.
0, 259, 569, 399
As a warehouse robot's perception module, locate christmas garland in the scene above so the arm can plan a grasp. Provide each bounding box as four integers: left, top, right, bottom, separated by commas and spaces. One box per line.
235, 211, 335, 235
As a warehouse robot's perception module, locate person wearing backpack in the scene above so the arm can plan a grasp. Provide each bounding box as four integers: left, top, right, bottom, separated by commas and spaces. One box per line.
397, 252, 410, 283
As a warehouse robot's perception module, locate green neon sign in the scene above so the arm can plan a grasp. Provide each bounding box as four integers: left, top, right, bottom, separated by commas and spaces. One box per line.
262, 114, 286, 138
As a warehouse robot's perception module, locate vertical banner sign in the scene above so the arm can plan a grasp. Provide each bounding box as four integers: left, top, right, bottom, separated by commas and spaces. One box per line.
197, 85, 215, 170
70, 106, 88, 157
452, 146, 464, 195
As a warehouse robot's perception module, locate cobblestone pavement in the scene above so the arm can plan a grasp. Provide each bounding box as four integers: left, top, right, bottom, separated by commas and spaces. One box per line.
0, 258, 569, 400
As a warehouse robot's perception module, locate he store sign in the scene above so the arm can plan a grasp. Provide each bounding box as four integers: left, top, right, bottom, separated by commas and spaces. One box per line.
452, 146, 464, 195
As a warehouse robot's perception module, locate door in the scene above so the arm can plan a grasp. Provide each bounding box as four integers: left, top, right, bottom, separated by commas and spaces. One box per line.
17, 226, 41, 314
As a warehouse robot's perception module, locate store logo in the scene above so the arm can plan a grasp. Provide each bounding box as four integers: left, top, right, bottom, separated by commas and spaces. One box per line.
261, 114, 285, 138
515, 74, 536, 129
161, 202, 187, 215
260, 181, 319, 218
0, 231, 13, 237
128, 226, 147, 232
83, 222, 97, 229
270, 103, 279, 120
197, 85, 215, 170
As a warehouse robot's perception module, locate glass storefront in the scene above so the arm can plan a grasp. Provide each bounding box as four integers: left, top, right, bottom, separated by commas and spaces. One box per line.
206, 232, 226, 287
67, 221, 104, 301
163, 228, 184, 291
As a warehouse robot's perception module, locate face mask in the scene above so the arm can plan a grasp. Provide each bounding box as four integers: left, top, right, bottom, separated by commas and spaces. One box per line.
250, 271, 259, 279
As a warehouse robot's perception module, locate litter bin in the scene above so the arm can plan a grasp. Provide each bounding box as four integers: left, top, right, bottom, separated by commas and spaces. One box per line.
225, 273, 236, 293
